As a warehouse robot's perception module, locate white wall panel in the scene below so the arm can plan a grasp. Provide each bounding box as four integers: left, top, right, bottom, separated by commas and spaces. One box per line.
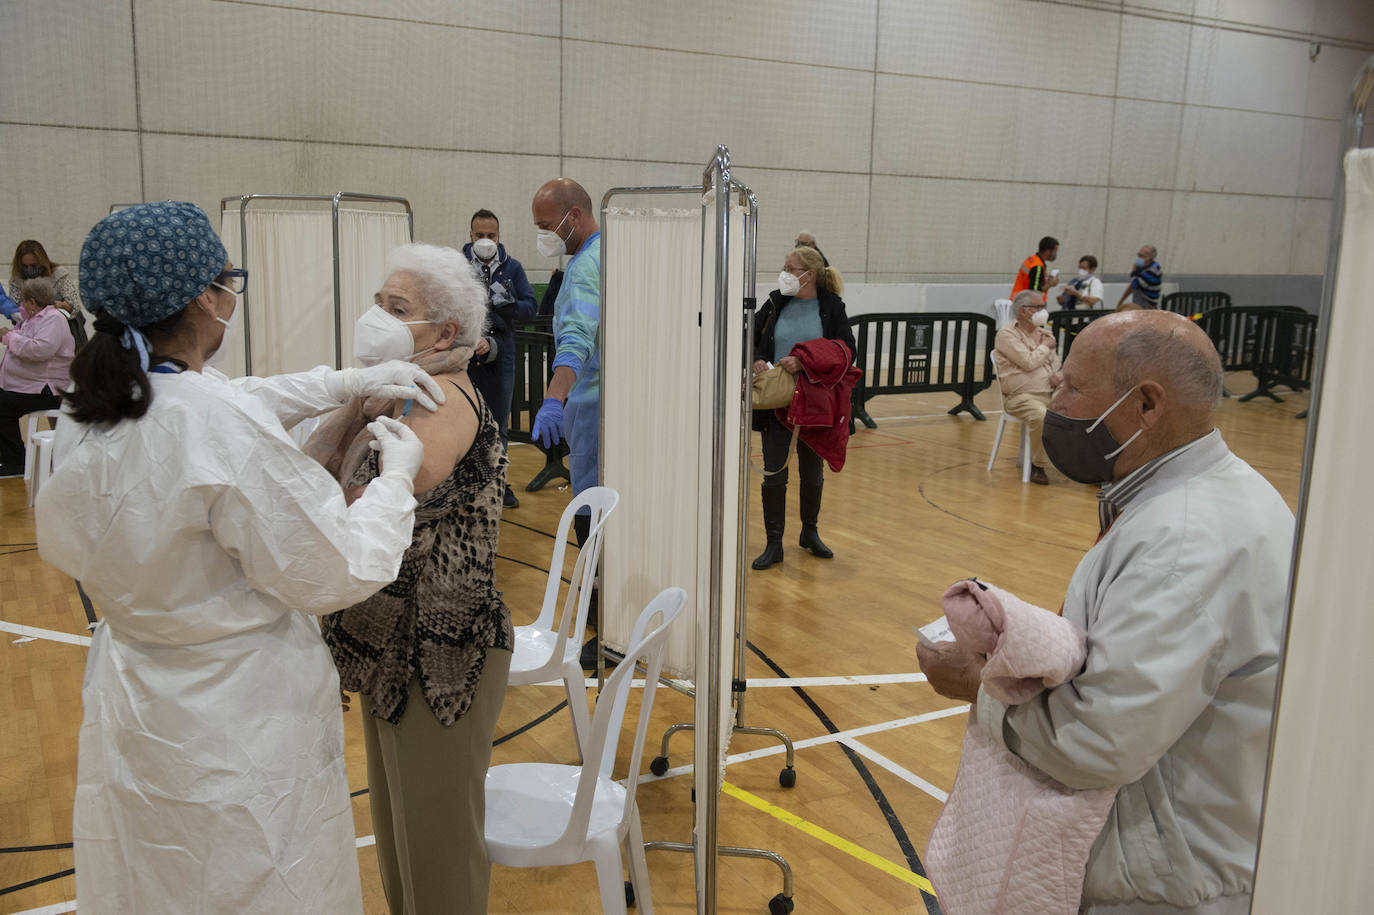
564, 0, 878, 71
1298, 117, 1343, 199
1303, 45, 1371, 120
213, 0, 559, 34
1103, 188, 1174, 274
562, 43, 873, 173
2, 0, 138, 129
0, 125, 142, 266
867, 176, 1107, 277
1290, 197, 1333, 275
141, 134, 558, 270
1110, 100, 1185, 189
877, 0, 1120, 96
1116, 14, 1193, 104
1166, 191, 1296, 273
1175, 107, 1304, 195
1212, 0, 1315, 33
135, 0, 559, 152
873, 75, 1113, 185
1184, 27, 1311, 116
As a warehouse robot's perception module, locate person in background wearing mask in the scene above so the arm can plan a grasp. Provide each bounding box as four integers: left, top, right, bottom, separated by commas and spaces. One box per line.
1058, 254, 1104, 310
9, 239, 87, 348
529, 178, 601, 543
36, 202, 441, 914
463, 208, 537, 508
0, 277, 74, 477
1012, 235, 1060, 301
919, 311, 1292, 913
750, 246, 856, 569
312, 243, 512, 915
993, 289, 1062, 485
1117, 244, 1163, 310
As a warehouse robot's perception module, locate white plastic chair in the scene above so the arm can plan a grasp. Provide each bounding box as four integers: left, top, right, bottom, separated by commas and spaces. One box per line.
23, 409, 61, 505
507, 486, 619, 762
486, 586, 687, 915
987, 355, 1032, 483
993, 298, 1014, 328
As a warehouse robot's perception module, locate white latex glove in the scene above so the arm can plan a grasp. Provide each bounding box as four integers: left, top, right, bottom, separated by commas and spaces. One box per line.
327, 362, 446, 412
367, 415, 424, 486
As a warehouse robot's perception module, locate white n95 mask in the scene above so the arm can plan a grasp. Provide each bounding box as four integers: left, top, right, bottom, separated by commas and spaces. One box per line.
1031, 308, 1049, 327
473, 238, 498, 260
777, 271, 802, 297
354, 305, 433, 366
535, 210, 572, 258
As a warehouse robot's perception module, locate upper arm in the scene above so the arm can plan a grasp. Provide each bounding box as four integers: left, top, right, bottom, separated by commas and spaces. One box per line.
997, 560, 1225, 789
555, 262, 601, 361
399, 387, 479, 497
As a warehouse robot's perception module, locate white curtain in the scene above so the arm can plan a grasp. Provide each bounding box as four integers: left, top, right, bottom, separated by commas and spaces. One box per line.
219, 204, 411, 378
1252, 148, 1374, 911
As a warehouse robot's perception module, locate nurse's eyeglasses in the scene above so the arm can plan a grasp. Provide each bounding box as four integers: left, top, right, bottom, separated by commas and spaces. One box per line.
213, 268, 249, 296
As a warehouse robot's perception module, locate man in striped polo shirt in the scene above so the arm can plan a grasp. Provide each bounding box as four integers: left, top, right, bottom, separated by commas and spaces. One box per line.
1117, 244, 1162, 309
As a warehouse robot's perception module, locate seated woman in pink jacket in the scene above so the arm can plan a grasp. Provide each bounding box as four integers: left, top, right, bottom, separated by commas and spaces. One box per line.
0, 276, 75, 477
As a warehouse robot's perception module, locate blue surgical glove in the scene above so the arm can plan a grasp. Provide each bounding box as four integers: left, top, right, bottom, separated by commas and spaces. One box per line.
531, 397, 565, 449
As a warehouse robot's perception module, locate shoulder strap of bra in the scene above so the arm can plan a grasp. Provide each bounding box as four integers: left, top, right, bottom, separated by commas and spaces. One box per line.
448, 379, 483, 418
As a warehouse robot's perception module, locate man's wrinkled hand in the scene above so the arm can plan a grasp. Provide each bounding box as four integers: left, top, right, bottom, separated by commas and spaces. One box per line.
917, 640, 985, 703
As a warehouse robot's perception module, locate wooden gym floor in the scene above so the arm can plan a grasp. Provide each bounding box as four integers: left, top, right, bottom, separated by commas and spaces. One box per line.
0, 375, 1307, 914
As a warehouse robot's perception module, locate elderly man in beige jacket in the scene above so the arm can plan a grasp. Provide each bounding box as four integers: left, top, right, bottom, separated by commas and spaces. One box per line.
994, 289, 1062, 484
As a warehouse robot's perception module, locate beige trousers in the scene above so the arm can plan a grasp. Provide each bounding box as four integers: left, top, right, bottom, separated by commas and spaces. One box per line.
1002, 390, 1052, 468
361, 649, 512, 915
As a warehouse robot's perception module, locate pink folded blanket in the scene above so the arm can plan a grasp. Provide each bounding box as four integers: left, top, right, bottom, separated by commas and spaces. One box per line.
925, 579, 1115, 915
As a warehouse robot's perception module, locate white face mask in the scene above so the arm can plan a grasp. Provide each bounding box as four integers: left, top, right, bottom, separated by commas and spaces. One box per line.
1031, 308, 1049, 327
353, 304, 434, 366
204, 292, 238, 367
535, 210, 572, 258
778, 270, 802, 297
1077, 268, 1090, 277
473, 238, 498, 261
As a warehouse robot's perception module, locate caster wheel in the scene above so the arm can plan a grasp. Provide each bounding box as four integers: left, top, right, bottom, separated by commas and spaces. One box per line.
779, 766, 797, 788
625, 881, 635, 906
768, 892, 795, 914
649, 756, 669, 776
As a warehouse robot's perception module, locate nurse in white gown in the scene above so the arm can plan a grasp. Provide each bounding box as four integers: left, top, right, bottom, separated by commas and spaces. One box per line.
34, 201, 441, 914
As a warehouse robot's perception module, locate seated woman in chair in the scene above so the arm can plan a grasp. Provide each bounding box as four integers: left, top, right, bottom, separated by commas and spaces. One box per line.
0, 277, 74, 477
312, 243, 513, 914
994, 289, 1063, 485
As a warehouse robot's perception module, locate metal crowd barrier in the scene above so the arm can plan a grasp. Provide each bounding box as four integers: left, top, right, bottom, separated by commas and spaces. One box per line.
848, 311, 997, 425
509, 327, 571, 491
1045, 308, 1113, 359
1161, 290, 1232, 316
1195, 307, 1318, 403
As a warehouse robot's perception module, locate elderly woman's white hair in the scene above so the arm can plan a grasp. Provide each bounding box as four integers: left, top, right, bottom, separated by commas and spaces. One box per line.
385, 243, 488, 347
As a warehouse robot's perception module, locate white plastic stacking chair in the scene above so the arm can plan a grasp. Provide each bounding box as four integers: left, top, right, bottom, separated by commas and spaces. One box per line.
28, 431, 56, 507
987, 356, 1033, 483
23, 409, 61, 505
486, 587, 686, 915
506, 486, 619, 762
993, 298, 1014, 328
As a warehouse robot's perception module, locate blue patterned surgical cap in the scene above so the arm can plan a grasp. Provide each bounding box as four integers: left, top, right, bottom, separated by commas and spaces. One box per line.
79, 201, 228, 327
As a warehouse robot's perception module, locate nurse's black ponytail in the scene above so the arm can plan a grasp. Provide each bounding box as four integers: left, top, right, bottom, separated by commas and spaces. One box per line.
65, 309, 189, 425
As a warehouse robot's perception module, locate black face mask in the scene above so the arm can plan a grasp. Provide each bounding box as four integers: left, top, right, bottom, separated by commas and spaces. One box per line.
1041, 387, 1143, 484
21, 265, 44, 279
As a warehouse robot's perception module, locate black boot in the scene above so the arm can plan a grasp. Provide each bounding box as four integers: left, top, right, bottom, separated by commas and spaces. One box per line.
798, 480, 833, 559
752, 485, 787, 570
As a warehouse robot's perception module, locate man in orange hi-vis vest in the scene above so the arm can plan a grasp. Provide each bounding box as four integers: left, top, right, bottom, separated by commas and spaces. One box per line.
1012, 236, 1060, 300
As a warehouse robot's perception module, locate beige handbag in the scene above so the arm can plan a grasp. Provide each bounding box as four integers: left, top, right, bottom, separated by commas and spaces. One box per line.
751, 365, 796, 410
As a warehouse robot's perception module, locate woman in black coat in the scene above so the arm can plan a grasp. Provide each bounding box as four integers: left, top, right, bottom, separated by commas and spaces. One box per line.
750, 245, 855, 570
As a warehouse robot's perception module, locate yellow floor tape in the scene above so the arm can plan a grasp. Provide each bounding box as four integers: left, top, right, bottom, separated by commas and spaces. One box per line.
721, 781, 937, 896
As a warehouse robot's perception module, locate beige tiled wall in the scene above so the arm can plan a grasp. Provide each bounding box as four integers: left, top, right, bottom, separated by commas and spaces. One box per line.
4, 0, 1371, 285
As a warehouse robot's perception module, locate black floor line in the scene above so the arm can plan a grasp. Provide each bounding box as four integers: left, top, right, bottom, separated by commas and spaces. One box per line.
0, 842, 72, 854
494, 700, 570, 747
746, 640, 942, 915
496, 552, 570, 585
0, 867, 75, 896
501, 516, 577, 548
